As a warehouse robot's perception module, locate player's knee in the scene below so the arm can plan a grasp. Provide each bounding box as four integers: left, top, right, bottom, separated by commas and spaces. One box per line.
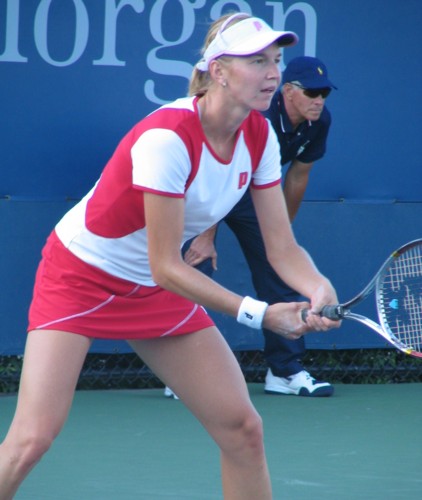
26, 433, 54, 461
242, 411, 265, 453
223, 408, 265, 458
6, 430, 55, 475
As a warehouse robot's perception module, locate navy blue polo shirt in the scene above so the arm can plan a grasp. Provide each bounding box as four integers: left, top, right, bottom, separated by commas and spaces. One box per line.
263, 90, 331, 167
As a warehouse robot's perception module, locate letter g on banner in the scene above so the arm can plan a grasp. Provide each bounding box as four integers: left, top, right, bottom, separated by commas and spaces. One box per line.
145, 0, 206, 105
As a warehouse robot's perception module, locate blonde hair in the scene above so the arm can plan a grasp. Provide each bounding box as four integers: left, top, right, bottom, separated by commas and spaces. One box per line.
188, 13, 250, 96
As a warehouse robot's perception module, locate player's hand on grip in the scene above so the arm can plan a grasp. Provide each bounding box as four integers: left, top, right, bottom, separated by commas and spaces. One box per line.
302, 281, 342, 330
262, 280, 341, 339
263, 302, 314, 339
300, 306, 341, 331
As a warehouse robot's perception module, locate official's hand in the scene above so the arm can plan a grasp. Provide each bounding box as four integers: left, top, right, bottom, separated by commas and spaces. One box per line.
184, 233, 218, 270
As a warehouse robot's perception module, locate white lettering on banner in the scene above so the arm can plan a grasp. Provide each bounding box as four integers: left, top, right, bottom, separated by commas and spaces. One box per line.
209, 0, 253, 18
0, 0, 318, 102
0, 0, 28, 62
0, 0, 146, 66
145, 0, 206, 105
34, 0, 89, 67
145, 0, 254, 104
267, 1, 317, 57
93, 0, 145, 67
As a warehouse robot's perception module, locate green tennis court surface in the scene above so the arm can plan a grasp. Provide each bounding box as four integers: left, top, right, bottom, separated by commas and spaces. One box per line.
1, 383, 421, 499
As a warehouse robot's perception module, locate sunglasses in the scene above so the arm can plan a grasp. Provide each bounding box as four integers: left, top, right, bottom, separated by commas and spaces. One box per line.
291, 83, 331, 99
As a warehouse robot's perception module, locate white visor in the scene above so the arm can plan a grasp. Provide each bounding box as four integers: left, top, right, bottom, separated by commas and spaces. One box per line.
196, 14, 298, 71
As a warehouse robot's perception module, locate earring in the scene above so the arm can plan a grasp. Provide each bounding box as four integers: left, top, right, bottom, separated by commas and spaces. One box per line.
222, 81, 227, 88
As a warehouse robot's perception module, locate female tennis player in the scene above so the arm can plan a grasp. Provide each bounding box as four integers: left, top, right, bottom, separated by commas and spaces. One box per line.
0, 12, 339, 499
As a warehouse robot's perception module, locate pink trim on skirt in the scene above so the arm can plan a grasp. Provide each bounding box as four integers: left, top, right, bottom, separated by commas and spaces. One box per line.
28, 232, 215, 339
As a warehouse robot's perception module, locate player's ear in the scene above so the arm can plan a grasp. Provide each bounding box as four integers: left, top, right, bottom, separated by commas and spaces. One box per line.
209, 59, 227, 87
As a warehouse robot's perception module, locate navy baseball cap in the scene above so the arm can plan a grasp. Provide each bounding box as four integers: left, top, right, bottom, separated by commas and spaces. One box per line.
282, 56, 337, 89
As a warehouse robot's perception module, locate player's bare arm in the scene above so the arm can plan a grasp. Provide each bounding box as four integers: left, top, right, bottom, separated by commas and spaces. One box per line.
145, 192, 318, 338
250, 185, 339, 330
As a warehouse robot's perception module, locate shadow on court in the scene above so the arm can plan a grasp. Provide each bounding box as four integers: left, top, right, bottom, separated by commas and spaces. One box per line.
1, 383, 421, 499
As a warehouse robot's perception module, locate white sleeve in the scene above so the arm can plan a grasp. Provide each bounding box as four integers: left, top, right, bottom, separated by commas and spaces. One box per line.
251, 121, 282, 187
131, 129, 190, 195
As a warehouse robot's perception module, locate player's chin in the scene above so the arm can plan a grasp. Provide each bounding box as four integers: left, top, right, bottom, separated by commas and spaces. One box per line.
255, 93, 274, 111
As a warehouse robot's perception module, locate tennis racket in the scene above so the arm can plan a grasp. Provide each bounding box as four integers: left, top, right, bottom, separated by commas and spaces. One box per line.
302, 239, 422, 358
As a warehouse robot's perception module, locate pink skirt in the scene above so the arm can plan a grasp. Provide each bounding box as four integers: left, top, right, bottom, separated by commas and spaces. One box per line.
28, 231, 214, 339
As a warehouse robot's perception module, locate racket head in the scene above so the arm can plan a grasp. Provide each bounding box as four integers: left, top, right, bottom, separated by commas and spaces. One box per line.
376, 239, 422, 358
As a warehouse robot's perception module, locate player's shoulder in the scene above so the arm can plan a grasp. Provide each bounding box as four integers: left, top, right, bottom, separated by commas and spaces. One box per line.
242, 109, 269, 136
140, 97, 197, 131
240, 111, 273, 170
125, 97, 200, 150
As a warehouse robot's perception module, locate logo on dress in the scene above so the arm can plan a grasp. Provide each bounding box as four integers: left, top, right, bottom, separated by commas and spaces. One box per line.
238, 172, 249, 189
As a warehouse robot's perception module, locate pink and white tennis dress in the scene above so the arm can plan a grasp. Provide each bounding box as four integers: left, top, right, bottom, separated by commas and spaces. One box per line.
28, 96, 281, 339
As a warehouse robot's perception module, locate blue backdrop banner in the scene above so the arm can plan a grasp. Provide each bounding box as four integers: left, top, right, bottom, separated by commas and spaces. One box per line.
1, 0, 421, 354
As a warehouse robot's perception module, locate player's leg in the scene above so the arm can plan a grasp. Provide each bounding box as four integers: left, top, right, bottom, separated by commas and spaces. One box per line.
0, 330, 92, 499
164, 239, 216, 399
129, 327, 272, 500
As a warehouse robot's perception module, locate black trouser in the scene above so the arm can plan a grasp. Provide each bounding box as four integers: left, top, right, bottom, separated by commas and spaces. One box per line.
185, 189, 305, 377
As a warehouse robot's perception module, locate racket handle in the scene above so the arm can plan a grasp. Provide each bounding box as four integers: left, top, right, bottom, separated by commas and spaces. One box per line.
301, 305, 344, 322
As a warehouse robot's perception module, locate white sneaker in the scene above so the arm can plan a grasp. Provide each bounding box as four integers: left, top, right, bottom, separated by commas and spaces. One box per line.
265, 369, 334, 397
164, 386, 179, 400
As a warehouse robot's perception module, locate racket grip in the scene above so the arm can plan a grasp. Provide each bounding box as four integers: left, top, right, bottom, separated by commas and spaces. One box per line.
320, 305, 343, 320
301, 305, 343, 322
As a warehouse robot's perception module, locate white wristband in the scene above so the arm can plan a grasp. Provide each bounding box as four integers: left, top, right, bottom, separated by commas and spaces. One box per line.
236, 296, 269, 329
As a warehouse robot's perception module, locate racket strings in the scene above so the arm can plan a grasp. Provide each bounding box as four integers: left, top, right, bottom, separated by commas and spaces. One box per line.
378, 245, 422, 353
